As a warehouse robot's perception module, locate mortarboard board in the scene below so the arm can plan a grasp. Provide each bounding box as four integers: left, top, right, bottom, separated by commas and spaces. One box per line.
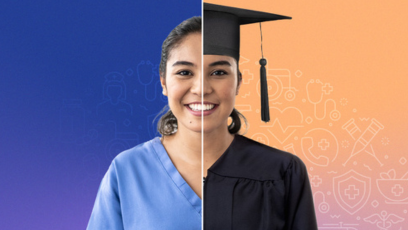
204, 3, 291, 122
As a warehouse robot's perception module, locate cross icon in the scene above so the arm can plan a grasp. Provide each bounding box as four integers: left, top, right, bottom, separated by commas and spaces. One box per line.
322, 83, 333, 94
318, 139, 330, 150
392, 184, 404, 196
311, 175, 322, 187
345, 185, 359, 200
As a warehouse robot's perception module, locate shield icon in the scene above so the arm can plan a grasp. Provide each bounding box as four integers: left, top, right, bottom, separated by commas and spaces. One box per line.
333, 170, 371, 215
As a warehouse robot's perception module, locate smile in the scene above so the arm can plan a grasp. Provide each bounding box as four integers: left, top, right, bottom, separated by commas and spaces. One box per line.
185, 102, 219, 116
188, 103, 215, 111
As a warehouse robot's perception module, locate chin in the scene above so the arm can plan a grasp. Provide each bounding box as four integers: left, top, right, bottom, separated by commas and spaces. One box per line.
181, 123, 202, 134
202, 123, 226, 134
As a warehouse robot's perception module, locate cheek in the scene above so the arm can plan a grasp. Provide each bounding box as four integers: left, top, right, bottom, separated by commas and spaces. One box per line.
165, 79, 188, 102
217, 80, 237, 100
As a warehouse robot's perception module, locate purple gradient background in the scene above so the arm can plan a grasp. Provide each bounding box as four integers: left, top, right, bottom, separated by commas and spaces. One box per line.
0, 0, 201, 229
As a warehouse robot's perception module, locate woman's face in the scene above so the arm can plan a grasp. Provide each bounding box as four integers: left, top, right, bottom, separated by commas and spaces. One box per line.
160, 33, 241, 135
160, 33, 203, 133
202, 54, 241, 133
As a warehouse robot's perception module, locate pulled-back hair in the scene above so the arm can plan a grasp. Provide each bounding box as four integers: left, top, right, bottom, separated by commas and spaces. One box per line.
156, 16, 247, 135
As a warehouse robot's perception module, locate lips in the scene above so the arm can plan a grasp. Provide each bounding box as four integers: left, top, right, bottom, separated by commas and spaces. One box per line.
185, 102, 218, 116
188, 103, 215, 111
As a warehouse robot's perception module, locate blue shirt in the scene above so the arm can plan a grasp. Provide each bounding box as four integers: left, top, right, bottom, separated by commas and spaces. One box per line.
87, 137, 202, 230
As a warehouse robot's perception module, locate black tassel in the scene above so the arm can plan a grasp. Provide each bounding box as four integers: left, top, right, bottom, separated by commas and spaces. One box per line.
259, 23, 269, 122
260, 58, 269, 122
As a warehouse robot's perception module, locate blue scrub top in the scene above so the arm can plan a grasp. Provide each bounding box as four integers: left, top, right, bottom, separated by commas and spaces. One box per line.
87, 137, 202, 230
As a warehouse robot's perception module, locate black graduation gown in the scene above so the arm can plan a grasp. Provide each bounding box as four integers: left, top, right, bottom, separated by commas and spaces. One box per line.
204, 135, 318, 230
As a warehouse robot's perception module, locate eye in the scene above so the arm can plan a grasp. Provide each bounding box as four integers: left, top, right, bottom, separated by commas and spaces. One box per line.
176, 70, 193, 76
211, 70, 228, 76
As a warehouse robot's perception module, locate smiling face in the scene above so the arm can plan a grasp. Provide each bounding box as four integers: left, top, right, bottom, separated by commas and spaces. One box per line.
160, 33, 203, 133
160, 33, 242, 135
202, 55, 241, 134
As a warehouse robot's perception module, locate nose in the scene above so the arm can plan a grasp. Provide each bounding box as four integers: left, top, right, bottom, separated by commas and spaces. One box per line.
190, 73, 213, 96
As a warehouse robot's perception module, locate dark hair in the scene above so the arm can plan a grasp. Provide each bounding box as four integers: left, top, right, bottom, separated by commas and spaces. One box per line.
157, 16, 201, 136
228, 70, 248, 135
159, 16, 201, 77
156, 16, 248, 135
228, 108, 248, 134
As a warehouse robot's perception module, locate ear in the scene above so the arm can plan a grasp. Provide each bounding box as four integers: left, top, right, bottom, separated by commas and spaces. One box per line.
236, 72, 242, 95
160, 74, 168, 96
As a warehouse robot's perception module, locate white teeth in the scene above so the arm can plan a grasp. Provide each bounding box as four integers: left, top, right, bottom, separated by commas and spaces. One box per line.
188, 104, 215, 111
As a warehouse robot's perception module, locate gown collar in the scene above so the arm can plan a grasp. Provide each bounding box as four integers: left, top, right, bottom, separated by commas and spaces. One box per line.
207, 134, 239, 172
151, 137, 202, 215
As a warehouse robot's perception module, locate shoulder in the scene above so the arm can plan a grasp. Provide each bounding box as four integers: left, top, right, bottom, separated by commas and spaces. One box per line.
234, 135, 294, 161
211, 135, 302, 181
111, 137, 161, 169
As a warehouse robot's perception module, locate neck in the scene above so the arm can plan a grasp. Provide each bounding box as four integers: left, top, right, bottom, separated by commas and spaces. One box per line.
161, 123, 236, 177
203, 123, 235, 176
162, 127, 201, 165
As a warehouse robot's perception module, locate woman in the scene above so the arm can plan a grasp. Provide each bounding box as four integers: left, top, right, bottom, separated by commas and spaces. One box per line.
87, 17, 202, 230
202, 3, 318, 230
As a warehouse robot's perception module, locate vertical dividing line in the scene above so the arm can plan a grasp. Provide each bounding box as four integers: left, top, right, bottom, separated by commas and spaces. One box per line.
201, 1, 204, 229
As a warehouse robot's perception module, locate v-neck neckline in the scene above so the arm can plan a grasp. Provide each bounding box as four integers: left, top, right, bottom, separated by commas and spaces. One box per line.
207, 134, 238, 173
152, 137, 202, 215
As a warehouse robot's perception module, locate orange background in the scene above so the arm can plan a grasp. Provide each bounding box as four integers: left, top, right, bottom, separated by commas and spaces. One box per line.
206, 0, 408, 228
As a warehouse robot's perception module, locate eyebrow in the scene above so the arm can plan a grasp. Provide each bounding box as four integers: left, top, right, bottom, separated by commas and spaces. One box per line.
209, 60, 231, 67
172, 61, 196, 67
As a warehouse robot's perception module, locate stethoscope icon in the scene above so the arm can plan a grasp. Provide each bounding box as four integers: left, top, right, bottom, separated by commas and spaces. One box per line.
313, 191, 330, 213
306, 79, 341, 121
137, 60, 163, 102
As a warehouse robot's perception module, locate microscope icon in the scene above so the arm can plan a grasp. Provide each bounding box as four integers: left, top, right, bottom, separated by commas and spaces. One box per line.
342, 118, 384, 166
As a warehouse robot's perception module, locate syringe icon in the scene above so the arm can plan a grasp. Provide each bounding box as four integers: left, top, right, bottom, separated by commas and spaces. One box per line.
343, 118, 384, 166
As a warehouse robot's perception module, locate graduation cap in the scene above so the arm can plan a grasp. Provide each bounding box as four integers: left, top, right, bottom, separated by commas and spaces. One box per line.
204, 3, 291, 122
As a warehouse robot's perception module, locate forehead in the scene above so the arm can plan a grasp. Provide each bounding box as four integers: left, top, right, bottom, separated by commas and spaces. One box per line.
204, 55, 237, 68
167, 33, 202, 65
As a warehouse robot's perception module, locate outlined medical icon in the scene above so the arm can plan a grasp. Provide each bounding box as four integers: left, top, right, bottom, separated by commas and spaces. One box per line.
340, 98, 348, 106
377, 169, 408, 204
364, 210, 404, 230
97, 72, 133, 117
241, 69, 254, 84
333, 170, 371, 215
343, 118, 384, 166
342, 119, 361, 140
235, 104, 252, 112
314, 191, 330, 213
283, 143, 297, 155
261, 106, 303, 144
76, 128, 99, 146
310, 175, 323, 188
136, 60, 161, 101
96, 71, 138, 143
319, 222, 358, 230
239, 55, 250, 65
300, 128, 339, 167
240, 92, 251, 98
105, 121, 139, 161
306, 79, 341, 121
256, 69, 298, 101
251, 133, 270, 145
262, 107, 304, 128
